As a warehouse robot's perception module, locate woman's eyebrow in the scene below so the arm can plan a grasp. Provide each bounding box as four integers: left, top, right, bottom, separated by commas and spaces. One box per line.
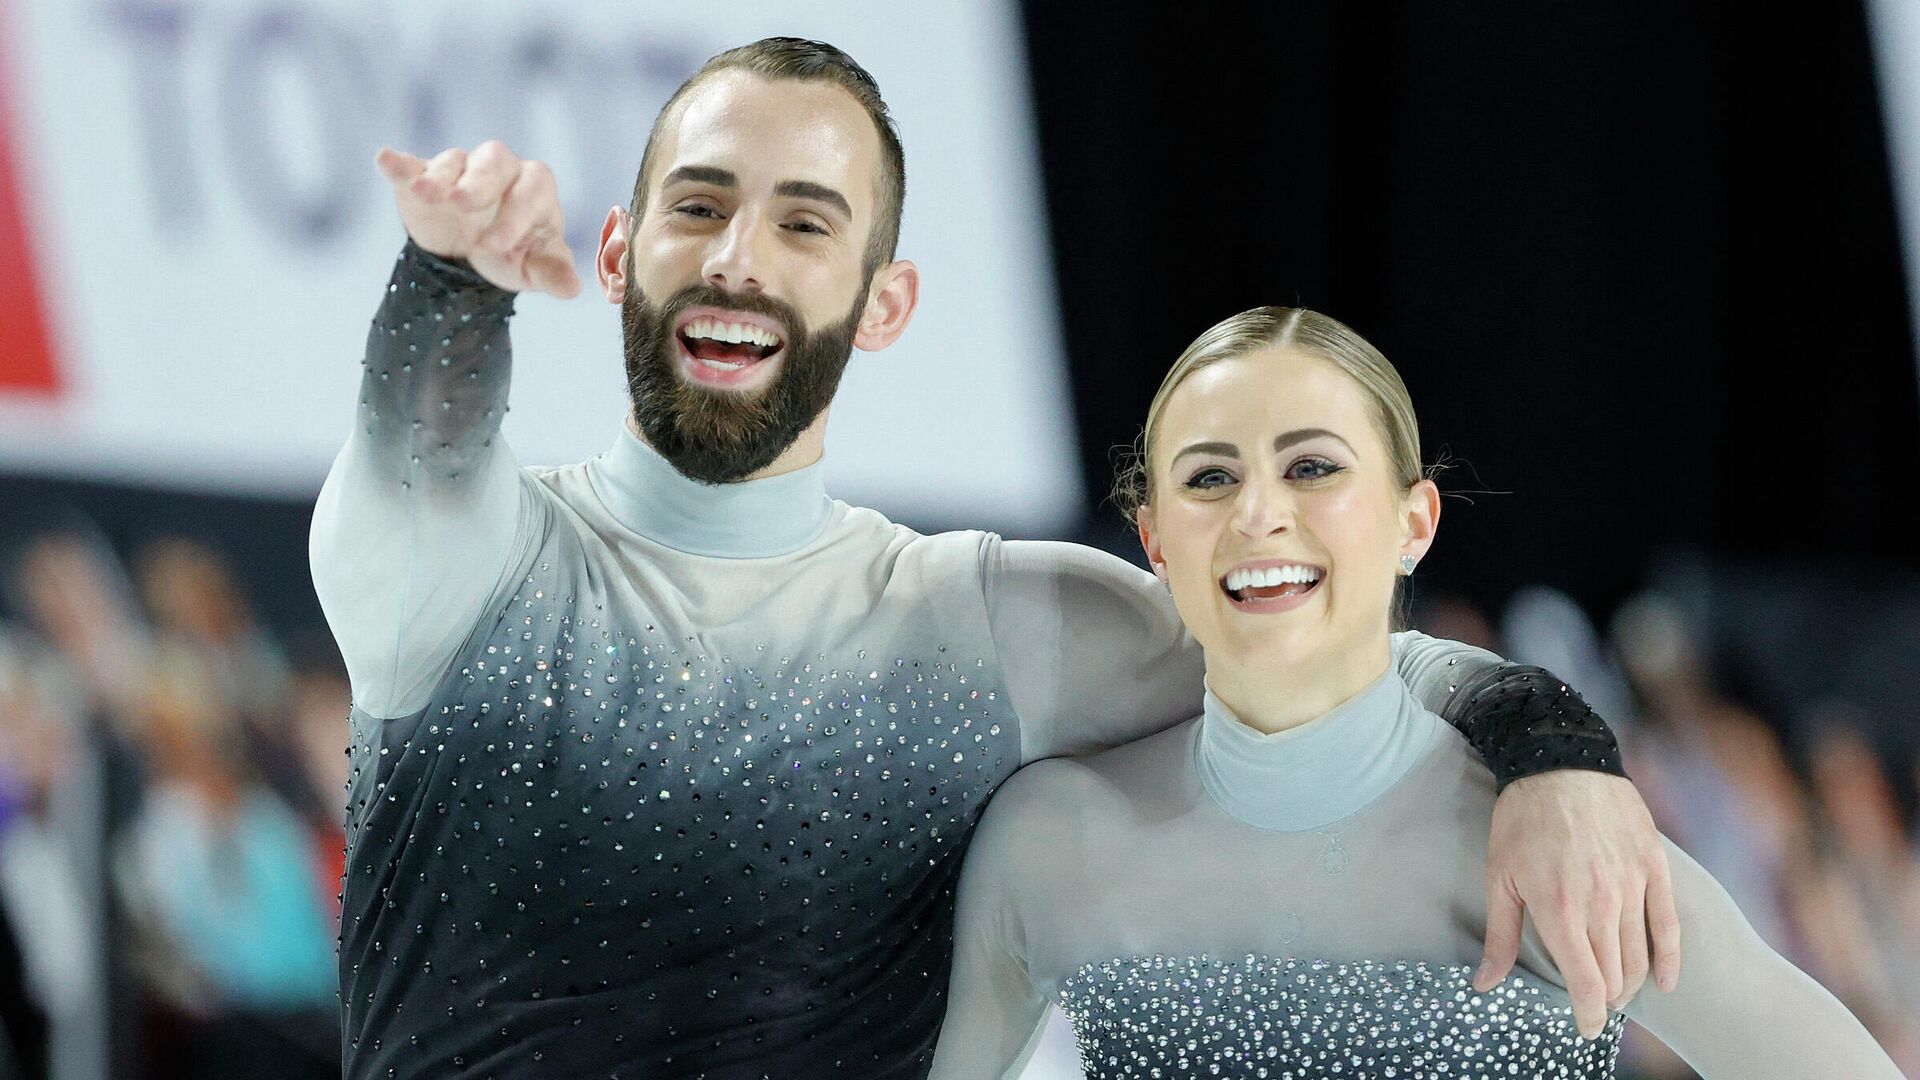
1274, 428, 1356, 455
1170, 441, 1238, 464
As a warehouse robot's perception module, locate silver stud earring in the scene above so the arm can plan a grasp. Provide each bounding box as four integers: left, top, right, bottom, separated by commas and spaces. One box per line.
1399, 554, 1418, 575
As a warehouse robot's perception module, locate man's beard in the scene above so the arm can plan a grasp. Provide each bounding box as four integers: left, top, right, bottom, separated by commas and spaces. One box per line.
623, 280, 865, 485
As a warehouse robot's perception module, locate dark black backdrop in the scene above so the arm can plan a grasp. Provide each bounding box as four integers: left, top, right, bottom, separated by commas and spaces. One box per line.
3, 2, 1918, 642
1023, 0, 1920, 617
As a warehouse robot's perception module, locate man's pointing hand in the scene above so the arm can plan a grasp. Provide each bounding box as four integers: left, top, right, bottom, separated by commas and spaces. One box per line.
377, 141, 582, 299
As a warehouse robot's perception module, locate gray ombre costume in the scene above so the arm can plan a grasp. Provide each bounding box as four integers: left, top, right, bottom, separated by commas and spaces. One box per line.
313, 246, 1621, 1079
931, 673, 1902, 1079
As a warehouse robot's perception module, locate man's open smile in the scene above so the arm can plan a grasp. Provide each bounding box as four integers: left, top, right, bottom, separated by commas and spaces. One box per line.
673, 305, 789, 389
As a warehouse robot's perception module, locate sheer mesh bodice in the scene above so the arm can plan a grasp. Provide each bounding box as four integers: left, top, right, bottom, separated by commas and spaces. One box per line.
932, 674, 1900, 1079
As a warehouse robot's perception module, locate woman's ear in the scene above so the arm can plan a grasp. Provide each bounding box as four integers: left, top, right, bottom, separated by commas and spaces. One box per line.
1399, 478, 1441, 572
1136, 505, 1169, 584
596, 206, 631, 305
852, 259, 920, 352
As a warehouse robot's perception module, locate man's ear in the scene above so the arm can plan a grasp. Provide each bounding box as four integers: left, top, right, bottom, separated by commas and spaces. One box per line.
596, 206, 632, 305
853, 259, 920, 352
1136, 505, 1169, 584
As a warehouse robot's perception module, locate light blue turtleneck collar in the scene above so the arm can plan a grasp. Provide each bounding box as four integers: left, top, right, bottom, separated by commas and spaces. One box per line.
1195, 669, 1441, 832
585, 423, 835, 558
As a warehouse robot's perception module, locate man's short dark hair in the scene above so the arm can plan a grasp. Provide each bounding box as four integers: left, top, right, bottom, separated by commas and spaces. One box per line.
630, 37, 906, 273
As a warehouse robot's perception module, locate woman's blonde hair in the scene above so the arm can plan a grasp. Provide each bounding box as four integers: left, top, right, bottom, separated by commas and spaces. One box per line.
1113, 306, 1423, 520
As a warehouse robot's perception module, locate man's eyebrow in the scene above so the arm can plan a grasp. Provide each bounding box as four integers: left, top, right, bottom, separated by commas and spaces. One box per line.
1170, 441, 1239, 463
775, 179, 852, 219
1273, 428, 1356, 456
662, 165, 736, 188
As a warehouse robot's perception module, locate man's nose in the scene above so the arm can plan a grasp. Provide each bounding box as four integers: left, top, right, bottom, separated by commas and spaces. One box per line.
702, 212, 770, 294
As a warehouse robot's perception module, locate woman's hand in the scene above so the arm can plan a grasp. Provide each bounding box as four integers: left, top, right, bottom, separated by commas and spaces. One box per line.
1476, 770, 1681, 1039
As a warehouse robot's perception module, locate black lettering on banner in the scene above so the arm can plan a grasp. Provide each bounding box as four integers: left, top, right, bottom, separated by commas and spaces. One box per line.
99, 3, 713, 257
220, 3, 369, 244
103, 0, 202, 230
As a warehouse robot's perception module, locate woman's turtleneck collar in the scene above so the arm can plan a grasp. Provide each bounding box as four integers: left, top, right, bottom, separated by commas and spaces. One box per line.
1195, 668, 1441, 832
586, 422, 835, 558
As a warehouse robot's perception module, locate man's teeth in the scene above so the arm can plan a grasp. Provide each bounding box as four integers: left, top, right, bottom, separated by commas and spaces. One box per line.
694, 356, 746, 371
684, 317, 781, 349
1224, 565, 1324, 593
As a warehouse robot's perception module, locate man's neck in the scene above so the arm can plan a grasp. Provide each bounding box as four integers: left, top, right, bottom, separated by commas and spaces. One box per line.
624, 409, 830, 483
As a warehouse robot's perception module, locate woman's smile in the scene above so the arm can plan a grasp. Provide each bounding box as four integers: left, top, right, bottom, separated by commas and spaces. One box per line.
1219, 560, 1325, 613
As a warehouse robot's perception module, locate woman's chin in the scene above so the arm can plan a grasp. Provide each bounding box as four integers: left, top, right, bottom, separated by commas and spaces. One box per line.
1205, 618, 1391, 685
1214, 626, 1327, 675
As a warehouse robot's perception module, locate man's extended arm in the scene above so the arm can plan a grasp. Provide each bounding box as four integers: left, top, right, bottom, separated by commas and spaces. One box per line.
309, 243, 525, 718
309, 143, 580, 718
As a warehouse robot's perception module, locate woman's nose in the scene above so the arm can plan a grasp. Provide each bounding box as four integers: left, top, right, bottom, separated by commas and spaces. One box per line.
1232, 483, 1294, 538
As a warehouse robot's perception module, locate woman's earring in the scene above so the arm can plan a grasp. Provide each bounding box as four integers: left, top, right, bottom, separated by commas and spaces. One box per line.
1399, 555, 1418, 576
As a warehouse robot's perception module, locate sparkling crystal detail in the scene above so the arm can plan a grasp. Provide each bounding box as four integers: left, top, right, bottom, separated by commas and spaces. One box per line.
1057, 956, 1625, 1078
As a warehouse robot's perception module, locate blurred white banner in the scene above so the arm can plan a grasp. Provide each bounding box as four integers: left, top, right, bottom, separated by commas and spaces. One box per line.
0, 0, 1080, 533
1869, 0, 1920, 404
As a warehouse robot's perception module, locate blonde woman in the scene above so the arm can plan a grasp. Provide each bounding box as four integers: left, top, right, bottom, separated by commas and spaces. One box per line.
929, 308, 1900, 1077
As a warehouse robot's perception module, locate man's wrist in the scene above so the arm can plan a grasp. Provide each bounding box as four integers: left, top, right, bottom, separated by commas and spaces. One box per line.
1455, 665, 1628, 792
399, 237, 517, 307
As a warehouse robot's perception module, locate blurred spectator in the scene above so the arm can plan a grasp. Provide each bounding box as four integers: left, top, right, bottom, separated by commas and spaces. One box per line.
1797, 714, 1920, 1065
282, 635, 353, 926
0, 628, 61, 1080
134, 538, 290, 731
1610, 593, 1801, 950
114, 644, 337, 1017
1500, 586, 1637, 729
2, 528, 131, 1080
1407, 590, 1501, 653
10, 531, 150, 728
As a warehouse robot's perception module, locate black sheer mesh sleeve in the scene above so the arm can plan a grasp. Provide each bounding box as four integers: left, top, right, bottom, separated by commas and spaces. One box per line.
1444, 664, 1628, 791
357, 240, 517, 484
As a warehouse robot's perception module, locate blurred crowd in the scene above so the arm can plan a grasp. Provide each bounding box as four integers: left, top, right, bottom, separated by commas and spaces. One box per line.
1422, 581, 1920, 1076
0, 524, 344, 1080
0, 519, 1914, 1078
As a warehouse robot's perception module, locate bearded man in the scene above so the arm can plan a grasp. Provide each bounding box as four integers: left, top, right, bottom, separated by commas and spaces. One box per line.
311, 37, 1677, 1079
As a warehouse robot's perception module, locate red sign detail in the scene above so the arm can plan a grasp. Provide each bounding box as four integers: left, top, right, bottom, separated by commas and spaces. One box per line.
0, 4, 60, 396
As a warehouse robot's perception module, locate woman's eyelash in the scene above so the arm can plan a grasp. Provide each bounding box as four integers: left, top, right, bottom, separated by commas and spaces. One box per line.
1179, 460, 1346, 488
1182, 467, 1235, 489
1288, 458, 1346, 480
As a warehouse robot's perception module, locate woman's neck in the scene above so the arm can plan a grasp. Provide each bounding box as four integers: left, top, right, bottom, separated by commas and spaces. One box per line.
1204, 635, 1393, 735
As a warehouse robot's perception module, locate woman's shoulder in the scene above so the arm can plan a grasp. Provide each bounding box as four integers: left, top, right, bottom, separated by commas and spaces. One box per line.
1406, 707, 1499, 808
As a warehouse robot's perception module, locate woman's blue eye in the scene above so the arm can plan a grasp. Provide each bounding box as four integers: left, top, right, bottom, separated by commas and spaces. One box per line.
1183, 467, 1234, 490
1286, 457, 1345, 481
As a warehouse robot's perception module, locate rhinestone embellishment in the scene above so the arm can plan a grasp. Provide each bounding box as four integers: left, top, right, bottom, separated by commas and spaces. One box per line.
1058, 955, 1625, 1078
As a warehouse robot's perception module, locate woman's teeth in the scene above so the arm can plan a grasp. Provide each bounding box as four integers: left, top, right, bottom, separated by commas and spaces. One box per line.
1221, 564, 1325, 603
1224, 565, 1323, 595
